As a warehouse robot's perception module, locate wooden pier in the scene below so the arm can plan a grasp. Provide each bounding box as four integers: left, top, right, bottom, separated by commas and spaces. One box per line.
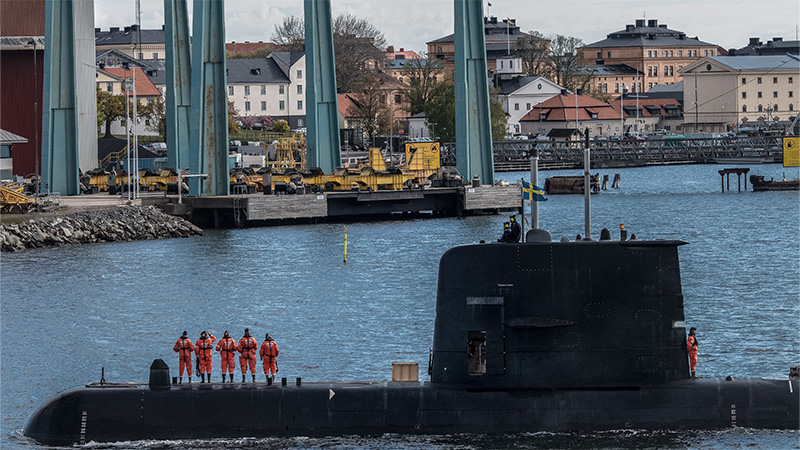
152, 185, 523, 228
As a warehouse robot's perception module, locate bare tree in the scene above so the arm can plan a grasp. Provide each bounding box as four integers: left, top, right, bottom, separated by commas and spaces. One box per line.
402, 52, 444, 116
270, 16, 304, 51
515, 31, 551, 77
347, 73, 390, 139
547, 34, 586, 92
271, 13, 386, 92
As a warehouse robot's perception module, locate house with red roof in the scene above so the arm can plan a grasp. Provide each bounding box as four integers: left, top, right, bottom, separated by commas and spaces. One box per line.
520, 94, 623, 137
96, 66, 163, 136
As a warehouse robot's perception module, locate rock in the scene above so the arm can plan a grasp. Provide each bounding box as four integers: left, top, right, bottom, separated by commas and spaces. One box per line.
0, 205, 203, 252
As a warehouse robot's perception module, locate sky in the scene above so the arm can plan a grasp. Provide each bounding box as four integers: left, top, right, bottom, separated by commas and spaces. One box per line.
94, 0, 799, 54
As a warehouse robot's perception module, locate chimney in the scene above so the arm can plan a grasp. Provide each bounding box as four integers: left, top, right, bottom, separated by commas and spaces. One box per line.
659, 24, 667, 29
399, 48, 404, 52
95, 27, 100, 33
728, 49, 737, 56
491, 16, 498, 24
749, 37, 760, 46
626, 25, 635, 31
635, 19, 645, 27
124, 26, 131, 32
387, 45, 394, 53
131, 24, 139, 31
773, 37, 783, 42
647, 19, 657, 28
110, 27, 119, 32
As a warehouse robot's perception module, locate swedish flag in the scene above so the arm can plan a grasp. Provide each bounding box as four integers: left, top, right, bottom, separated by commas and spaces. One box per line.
522, 179, 547, 201
508, 19, 516, 27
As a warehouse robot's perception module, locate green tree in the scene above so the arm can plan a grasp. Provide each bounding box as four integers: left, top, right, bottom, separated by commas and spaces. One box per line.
228, 101, 241, 135
96, 88, 126, 137
423, 79, 507, 143
402, 52, 444, 116
272, 119, 290, 133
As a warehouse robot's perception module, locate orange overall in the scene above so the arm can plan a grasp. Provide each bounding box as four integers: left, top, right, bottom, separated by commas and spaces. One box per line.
195, 334, 216, 375
259, 339, 280, 376
238, 336, 258, 375
687, 335, 698, 371
172, 337, 194, 376
216, 337, 237, 374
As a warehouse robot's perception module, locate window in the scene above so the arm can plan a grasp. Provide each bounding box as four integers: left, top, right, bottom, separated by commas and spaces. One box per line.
279, 85, 285, 94
790, 104, 795, 111
500, 60, 504, 69
514, 103, 519, 111
297, 70, 302, 79
147, 98, 153, 106
297, 85, 303, 95
467, 331, 486, 376
261, 101, 266, 111
790, 77, 794, 84
693, 50, 697, 57
669, 66, 673, 76
663, 50, 668, 57
773, 104, 778, 111
664, 66, 668, 76
669, 50, 673, 57
710, 49, 714, 56
245, 101, 250, 111
648, 82, 653, 89
758, 104, 763, 112
152, 52, 158, 59
526, 103, 531, 110
297, 100, 303, 110
678, 50, 683, 57
279, 100, 285, 110
758, 91, 762, 98
774, 91, 778, 98
757, 77, 762, 84
773, 77, 778, 84
607, 51, 611, 58
742, 92, 747, 99
598, 51, 603, 58
261, 85, 266, 95
509, 60, 513, 70
648, 66, 653, 77
138, 52, 143, 59
742, 78, 747, 85
614, 83, 619, 93
244, 86, 250, 95
437, 46, 443, 53
228, 86, 234, 96
106, 82, 114, 92
790, 91, 794, 98
394, 94, 402, 103
603, 83, 608, 93
704, 50, 708, 56
648, 50, 652, 57
742, 105, 747, 112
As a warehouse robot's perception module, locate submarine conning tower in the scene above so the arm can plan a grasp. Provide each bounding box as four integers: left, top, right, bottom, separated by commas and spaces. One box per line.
430, 235, 690, 389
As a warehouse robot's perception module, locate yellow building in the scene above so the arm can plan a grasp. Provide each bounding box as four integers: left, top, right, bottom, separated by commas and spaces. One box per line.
580, 19, 719, 93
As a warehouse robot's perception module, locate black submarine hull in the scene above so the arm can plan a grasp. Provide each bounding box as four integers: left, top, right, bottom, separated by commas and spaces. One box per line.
24, 377, 799, 446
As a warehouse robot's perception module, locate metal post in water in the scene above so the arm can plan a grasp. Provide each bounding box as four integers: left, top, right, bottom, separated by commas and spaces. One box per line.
343, 226, 348, 264
530, 147, 539, 230
583, 128, 591, 239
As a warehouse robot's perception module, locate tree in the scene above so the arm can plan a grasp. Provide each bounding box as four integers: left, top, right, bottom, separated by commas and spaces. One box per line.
424, 79, 508, 143
272, 119, 290, 133
271, 13, 386, 92
515, 31, 551, 77
146, 96, 166, 141
347, 73, 390, 139
96, 88, 126, 137
402, 52, 444, 115
547, 34, 586, 92
228, 101, 241, 135
270, 16, 304, 51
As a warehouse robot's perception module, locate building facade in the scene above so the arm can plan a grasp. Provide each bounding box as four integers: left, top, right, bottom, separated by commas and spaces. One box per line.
581, 19, 719, 93
95, 25, 166, 60
679, 54, 800, 133
519, 94, 623, 137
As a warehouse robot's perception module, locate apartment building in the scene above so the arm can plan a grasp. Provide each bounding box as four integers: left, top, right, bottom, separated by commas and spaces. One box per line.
679, 54, 800, 133
95, 25, 166, 60
581, 19, 719, 93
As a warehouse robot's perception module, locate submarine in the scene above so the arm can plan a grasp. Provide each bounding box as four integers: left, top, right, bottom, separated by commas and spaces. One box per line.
24, 230, 799, 445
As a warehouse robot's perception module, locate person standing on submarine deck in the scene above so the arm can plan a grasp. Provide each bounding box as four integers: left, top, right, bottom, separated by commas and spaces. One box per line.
687, 327, 699, 378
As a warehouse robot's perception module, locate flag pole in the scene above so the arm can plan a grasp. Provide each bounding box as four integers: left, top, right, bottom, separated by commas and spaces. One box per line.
583, 127, 591, 239
530, 146, 539, 229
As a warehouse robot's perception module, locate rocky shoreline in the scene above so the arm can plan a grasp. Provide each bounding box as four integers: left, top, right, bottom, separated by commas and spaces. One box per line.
0, 205, 203, 252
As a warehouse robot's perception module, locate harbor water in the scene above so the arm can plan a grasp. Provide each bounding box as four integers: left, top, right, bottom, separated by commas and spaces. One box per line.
2, 163, 799, 449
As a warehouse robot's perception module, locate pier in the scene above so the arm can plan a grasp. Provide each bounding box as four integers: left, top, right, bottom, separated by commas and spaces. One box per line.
155, 184, 523, 228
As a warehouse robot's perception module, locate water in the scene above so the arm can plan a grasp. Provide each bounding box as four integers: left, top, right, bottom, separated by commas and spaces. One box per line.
2, 163, 799, 449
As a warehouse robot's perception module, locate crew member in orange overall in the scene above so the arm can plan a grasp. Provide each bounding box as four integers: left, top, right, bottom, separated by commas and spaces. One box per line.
687, 327, 699, 378
195, 331, 216, 383
215, 331, 237, 383
259, 333, 280, 382
172, 330, 194, 383
238, 328, 258, 382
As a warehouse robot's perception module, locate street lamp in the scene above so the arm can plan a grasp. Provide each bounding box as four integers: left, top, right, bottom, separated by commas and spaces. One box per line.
389, 89, 397, 166
620, 84, 628, 137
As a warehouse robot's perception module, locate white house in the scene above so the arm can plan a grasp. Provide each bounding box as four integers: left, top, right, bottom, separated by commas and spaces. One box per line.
493, 57, 565, 135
